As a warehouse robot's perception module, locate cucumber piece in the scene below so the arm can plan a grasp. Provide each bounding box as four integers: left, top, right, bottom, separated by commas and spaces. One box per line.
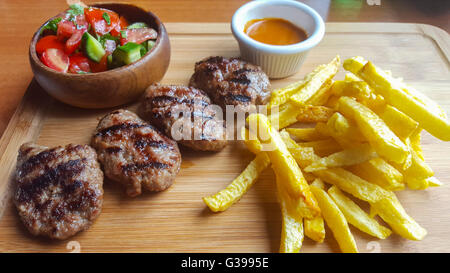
112, 42, 142, 65
82, 32, 105, 63
127, 22, 149, 29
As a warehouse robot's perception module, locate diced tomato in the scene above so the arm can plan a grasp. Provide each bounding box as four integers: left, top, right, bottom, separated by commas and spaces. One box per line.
84, 7, 119, 36
110, 16, 128, 36
65, 29, 85, 55
40, 48, 69, 72
68, 53, 91, 73
36, 35, 65, 54
57, 20, 76, 41
88, 54, 108, 73
120, 28, 157, 45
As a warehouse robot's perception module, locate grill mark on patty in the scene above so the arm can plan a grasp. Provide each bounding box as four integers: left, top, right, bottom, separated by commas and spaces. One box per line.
134, 139, 168, 150
229, 76, 251, 85
151, 95, 209, 107
18, 145, 85, 178
105, 147, 122, 154
95, 123, 151, 137
17, 159, 86, 203
227, 94, 252, 103
121, 162, 169, 174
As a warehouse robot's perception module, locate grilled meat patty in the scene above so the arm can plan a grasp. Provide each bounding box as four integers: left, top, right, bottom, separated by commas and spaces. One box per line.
14, 142, 104, 240
92, 109, 181, 197
141, 84, 227, 151
189, 56, 271, 111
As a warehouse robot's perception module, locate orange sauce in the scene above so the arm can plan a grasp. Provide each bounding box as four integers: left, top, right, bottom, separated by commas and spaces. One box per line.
244, 18, 307, 46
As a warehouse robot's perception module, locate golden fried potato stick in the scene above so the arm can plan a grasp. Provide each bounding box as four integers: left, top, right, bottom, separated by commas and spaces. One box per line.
344, 57, 450, 141
306, 80, 334, 106
337, 96, 409, 164
328, 186, 392, 239
349, 158, 405, 191
241, 127, 263, 155
268, 80, 306, 107
293, 104, 335, 123
297, 139, 342, 157
376, 105, 419, 141
333, 80, 385, 110
326, 112, 366, 148
427, 177, 444, 187
268, 102, 300, 130
304, 143, 376, 172
371, 192, 427, 241
203, 152, 270, 212
248, 114, 321, 219
304, 179, 326, 243
310, 184, 359, 253
278, 185, 304, 253
313, 168, 427, 240
409, 128, 424, 160
290, 56, 341, 104
285, 127, 328, 142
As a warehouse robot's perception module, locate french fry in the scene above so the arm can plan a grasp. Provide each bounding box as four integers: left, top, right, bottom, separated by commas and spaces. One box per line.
349, 158, 405, 191
241, 127, 263, 155
427, 177, 444, 187
304, 179, 326, 243
371, 192, 427, 241
297, 139, 342, 157
248, 114, 321, 219
290, 56, 341, 104
344, 57, 450, 141
278, 183, 304, 253
203, 152, 270, 212
304, 216, 326, 243
292, 104, 335, 123
313, 168, 427, 240
409, 128, 424, 160
285, 127, 328, 142
313, 168, 388, 203
326, 112, 366, 148
268, 80, 306, 107
310, 185, 358, 253
304, 143, 376, 172
306, 80, 334, 106
376, 105, 419, 140
268, 102, 300, 130
328, 186, 392, 239
337, 96, 409, 164
333, 80, 384, 110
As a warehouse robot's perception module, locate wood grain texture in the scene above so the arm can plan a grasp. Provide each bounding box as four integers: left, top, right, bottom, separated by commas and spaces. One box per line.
0, 23, 449, 253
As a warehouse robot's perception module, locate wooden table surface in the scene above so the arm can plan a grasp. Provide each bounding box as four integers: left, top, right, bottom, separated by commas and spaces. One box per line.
0, 0, 449, 138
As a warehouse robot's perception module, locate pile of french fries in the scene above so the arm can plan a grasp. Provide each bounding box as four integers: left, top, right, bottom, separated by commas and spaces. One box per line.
203, 55, 449, 253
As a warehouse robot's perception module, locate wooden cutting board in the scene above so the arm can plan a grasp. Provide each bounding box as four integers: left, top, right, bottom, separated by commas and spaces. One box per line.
0, 23, 449, 253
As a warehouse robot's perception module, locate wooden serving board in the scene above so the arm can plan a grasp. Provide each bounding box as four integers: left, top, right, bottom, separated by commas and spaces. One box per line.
0, 23, 449, 253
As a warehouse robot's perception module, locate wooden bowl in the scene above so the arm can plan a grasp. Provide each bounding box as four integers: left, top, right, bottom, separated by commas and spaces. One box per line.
29, 3, 171, 109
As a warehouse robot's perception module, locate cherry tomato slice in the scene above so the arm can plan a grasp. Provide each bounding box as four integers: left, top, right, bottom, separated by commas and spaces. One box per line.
84, 7, 119, 36
65, 29, 85, 55
36, 35, 65, 54
68, 53, 91, 73
120, 28, 157, 45
57, 20, 76, 41
40, 48, 69, 72
88, 54, 108, 73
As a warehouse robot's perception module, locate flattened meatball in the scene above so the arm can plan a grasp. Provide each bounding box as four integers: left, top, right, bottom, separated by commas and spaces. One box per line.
141, 84, 227, 151
92, 109, 181, 197
14, 143, 103, 240
189, 56, 271, 112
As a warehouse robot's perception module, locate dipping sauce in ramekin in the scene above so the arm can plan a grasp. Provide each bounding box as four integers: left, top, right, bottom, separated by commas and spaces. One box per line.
244, 18, 308, 46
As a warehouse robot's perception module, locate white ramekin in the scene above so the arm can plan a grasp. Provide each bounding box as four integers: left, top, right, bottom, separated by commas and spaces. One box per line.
231, 0, 325, 79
